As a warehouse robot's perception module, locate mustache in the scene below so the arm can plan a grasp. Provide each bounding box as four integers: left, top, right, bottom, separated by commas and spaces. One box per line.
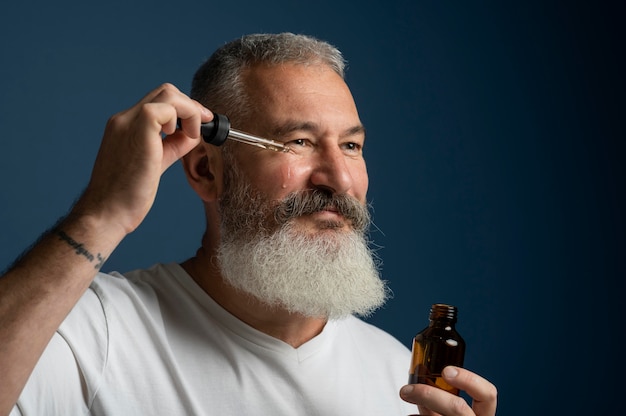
274, 190, 371, 232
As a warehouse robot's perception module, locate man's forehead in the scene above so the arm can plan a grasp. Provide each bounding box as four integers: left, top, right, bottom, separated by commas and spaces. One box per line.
239, 62, 363, 140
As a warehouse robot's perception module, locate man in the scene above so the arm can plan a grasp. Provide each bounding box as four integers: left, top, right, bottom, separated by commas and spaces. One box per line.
0, 33, 497, 415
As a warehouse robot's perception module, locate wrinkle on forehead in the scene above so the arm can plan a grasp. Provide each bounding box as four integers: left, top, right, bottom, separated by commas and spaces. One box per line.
270, 120, 365, 140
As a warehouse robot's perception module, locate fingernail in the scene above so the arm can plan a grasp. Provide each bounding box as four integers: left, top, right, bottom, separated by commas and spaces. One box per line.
202, 107, 212, 117
400, 385, 414, 397
443, 366, 459, 378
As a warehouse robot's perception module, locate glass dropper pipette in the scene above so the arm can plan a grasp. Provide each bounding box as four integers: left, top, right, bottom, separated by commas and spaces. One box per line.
200, 113, 290, 153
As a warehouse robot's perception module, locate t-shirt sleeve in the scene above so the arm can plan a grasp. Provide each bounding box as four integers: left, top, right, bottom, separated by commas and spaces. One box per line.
11, 332, 89, 415
12, 284, 109, 415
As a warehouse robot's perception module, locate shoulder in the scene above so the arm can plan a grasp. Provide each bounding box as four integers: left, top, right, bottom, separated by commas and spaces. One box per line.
86, 263, 186, 309
55, 264, 180, 384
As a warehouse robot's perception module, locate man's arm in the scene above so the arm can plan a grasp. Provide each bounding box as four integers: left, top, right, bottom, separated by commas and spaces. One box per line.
0, 83, 212, 415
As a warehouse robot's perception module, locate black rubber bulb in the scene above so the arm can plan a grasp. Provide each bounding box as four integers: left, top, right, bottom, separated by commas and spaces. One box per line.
200, 113, 231, 146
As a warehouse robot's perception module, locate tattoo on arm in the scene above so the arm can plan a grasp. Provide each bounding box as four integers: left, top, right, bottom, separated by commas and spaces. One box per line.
54, 230, 107, 269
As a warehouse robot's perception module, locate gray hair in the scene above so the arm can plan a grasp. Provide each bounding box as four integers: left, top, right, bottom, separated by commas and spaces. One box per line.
190, 33, 346, 125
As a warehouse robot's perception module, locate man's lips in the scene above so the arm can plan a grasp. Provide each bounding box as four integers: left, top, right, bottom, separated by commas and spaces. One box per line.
307, 207, 346, 222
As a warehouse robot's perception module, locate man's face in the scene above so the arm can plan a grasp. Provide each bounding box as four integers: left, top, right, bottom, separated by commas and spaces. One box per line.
225, 63, 369, 235
214, 63, 387, 319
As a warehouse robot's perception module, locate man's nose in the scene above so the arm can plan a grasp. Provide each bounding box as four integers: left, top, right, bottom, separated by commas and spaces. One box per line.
309, 147, 353, 195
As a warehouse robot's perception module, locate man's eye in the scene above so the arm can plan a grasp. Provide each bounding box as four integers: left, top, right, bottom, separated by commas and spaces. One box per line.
288, 139, 308, 147
344, 142, 362, 152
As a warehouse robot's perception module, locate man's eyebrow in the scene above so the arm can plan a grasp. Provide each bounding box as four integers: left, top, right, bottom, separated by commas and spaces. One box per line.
271, 121, 318, 138
271, 121, 366, 139
343, 124, 366, 139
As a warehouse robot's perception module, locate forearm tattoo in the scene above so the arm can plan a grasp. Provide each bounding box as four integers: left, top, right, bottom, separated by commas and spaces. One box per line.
54, 229, 106, 269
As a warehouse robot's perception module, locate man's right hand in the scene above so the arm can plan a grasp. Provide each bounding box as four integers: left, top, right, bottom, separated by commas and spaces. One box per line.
75, 83, 213, 237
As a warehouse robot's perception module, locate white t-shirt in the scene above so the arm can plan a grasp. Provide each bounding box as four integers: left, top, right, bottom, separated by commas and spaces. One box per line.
13, 263, 416, 415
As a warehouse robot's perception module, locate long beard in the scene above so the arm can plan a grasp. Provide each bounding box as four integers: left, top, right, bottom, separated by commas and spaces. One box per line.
216, 156, 389, 319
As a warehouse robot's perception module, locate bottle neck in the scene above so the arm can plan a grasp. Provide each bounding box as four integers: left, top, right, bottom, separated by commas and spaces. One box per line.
429, 319, 456, 329
429, 304, 458, 324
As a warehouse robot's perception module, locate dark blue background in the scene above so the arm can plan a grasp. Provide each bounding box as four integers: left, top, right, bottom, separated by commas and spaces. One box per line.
1, 1, 624, 414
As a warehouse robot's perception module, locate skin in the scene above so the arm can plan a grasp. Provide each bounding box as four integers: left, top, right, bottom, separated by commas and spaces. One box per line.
0, 64, 497, 416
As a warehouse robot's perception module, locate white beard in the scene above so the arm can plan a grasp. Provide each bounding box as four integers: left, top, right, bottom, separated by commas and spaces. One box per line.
218, 222, 388, 319
216, 150, 389, 319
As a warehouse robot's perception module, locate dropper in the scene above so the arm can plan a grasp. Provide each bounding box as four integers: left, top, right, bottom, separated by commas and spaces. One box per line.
200, 113, 290, 153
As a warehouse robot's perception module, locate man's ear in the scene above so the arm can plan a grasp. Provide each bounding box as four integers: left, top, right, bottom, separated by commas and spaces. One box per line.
181, 143, 223, 202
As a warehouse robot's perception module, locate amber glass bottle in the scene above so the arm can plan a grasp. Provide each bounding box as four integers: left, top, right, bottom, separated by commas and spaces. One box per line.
408, 304, 466, 395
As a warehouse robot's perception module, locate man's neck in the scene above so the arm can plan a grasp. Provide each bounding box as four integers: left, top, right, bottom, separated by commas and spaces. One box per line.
180, 253, 327, 348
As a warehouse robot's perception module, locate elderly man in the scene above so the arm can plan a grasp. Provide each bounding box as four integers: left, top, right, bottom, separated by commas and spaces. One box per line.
0, 33, 497, 415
